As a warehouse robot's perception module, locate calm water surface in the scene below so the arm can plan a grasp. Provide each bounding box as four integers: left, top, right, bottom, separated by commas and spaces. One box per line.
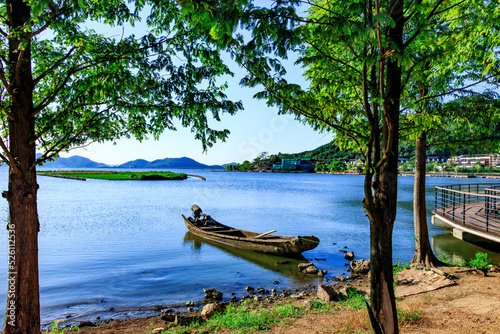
0, 168, 498, 326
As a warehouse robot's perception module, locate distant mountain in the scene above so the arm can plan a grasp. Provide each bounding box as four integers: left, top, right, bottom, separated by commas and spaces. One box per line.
118, 156, 221, 169
36, 154, 108, 168
116, 159, 150, 168
34, 154, 222, 169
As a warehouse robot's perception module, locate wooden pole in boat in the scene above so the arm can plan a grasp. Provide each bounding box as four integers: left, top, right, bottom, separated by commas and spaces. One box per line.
253, 230, 277, 239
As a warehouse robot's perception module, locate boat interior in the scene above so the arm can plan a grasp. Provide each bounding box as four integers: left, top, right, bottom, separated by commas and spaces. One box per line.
188, 217, 283, 239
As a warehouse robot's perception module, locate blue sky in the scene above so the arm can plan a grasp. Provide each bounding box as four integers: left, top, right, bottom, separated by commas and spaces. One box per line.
60, 6, 332, 166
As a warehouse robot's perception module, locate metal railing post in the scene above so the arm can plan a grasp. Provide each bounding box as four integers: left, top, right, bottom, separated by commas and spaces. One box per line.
463, 192, 466, 224
486, 195, 490, 231
452, 189, 456, 221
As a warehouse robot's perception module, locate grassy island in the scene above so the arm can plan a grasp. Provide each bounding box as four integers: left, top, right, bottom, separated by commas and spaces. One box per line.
37, 170, 188, 181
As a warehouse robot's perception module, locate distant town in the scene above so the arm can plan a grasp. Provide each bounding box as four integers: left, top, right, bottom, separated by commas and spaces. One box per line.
225, 152, 500, 175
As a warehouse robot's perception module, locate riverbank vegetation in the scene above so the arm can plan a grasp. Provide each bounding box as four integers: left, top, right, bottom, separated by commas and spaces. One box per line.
154, 290, 369, 334
37, 171, 188, 181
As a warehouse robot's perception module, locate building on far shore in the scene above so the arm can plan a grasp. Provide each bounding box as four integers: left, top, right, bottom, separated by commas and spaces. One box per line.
447, 154, 499, 167
272, 158, 315, 172
426, 156, 447, 163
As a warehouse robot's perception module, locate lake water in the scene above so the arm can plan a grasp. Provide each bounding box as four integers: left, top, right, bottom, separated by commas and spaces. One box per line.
0, 168, 499, 327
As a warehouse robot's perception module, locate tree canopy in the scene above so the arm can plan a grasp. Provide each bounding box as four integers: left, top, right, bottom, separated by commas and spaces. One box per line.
177, 0, 500, 332
1, 1, 242, 332
1, 0, 242, 167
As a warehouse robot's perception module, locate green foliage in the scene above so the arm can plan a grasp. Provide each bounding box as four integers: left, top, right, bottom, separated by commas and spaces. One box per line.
37, 171, 187, 180
426, 162, 439, 173
0, 0, 244, 169
46, 322, 78, 333
226, 160, 255, 172
161, 289, 370, 333
176, 301, 302, 334
329, 159, 347, 172
438, 254, 451, 265
393, 258, 410, 277
314, 162, 328, 172
339, 288, 366, 311
463, 252, 494, 272
308, 300, 332, 311
425, 92, 500, 154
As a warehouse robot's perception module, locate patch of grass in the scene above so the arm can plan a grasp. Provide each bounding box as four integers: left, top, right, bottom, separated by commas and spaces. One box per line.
162, 290, 371, 334
422, 294, 433, 304
439, 254, 451, 265
397, 308, 422, 326
309, 299, 332, 311
38, 170, 187, 181
393, 258, 410, 277
339, 288, 366, 311
162, 300, 304, 334
45, 321, 78, 333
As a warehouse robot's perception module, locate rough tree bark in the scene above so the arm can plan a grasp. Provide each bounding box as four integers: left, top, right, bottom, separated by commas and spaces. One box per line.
410, 131, 441, 267
3, 0, 41, 333
365, 0, 404, 333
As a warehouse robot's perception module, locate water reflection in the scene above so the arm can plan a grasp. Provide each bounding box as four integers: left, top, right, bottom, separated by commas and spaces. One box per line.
432, 232, 500, 264
183, 232, 318, 284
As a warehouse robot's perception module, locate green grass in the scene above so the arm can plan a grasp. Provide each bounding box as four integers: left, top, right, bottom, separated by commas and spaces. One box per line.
397, 309, 422, 326
393, 258, 410, 277
159, 300, 304, 334
45, 321, 78, 333
159, 289, 370, 334
338, 288, 366, 311
439, 252, 495, 272
37, 170, 187, 181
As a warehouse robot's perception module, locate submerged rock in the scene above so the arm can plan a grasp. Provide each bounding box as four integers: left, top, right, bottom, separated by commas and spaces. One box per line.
298, 263, 319, 274
318, 269, 328, 277
344, 251, 355, 261
78, 321, 96, 328
203, 288, 223, 301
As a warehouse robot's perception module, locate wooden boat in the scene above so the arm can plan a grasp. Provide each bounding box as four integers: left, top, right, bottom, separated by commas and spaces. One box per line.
182, 214, 319, 256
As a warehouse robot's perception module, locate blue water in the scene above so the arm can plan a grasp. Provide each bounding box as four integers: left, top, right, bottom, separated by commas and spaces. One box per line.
0, 168, 498, 326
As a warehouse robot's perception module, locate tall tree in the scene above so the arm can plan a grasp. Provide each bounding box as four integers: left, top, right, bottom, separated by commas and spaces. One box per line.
178, 0, 499, 332
0, 1, 241, 332
401, 0, 500, 266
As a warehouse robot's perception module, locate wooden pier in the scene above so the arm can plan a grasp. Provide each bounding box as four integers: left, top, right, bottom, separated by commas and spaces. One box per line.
186, 174, 206, 181
433, 184, 500, 247
37, 174, 86, 181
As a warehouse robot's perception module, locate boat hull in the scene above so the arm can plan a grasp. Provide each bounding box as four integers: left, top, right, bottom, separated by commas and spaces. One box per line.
182, 215, 319, 256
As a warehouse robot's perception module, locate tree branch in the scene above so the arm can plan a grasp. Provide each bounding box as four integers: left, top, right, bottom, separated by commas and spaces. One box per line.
0, 134, 20, 174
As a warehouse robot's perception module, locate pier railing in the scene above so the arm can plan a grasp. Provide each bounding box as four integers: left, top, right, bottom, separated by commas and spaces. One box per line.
434, 183, 500, 236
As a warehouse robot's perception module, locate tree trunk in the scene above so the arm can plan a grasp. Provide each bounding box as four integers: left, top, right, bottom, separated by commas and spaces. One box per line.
366, 1, 403, 333
3, 0, 41, 333
368, 134, 400, 334
411, 131, 441, 267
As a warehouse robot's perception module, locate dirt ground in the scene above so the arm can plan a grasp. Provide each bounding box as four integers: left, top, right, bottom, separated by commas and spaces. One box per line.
75, 268, 500, 334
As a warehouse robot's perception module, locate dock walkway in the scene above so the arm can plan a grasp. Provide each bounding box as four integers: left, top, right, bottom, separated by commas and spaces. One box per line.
433, 184, 500, 246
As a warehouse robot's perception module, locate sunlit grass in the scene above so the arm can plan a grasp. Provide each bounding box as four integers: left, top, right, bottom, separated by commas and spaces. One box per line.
37, 170, 187, 180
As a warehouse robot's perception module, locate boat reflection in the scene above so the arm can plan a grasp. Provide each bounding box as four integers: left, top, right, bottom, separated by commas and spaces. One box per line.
183, 232, 318, 284
432, 232, 500, 264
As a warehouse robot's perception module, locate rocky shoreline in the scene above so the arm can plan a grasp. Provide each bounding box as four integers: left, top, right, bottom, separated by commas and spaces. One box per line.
46, 252, 371, 333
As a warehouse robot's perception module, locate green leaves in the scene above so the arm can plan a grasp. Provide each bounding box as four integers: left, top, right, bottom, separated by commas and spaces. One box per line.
0, 0, 244, 166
